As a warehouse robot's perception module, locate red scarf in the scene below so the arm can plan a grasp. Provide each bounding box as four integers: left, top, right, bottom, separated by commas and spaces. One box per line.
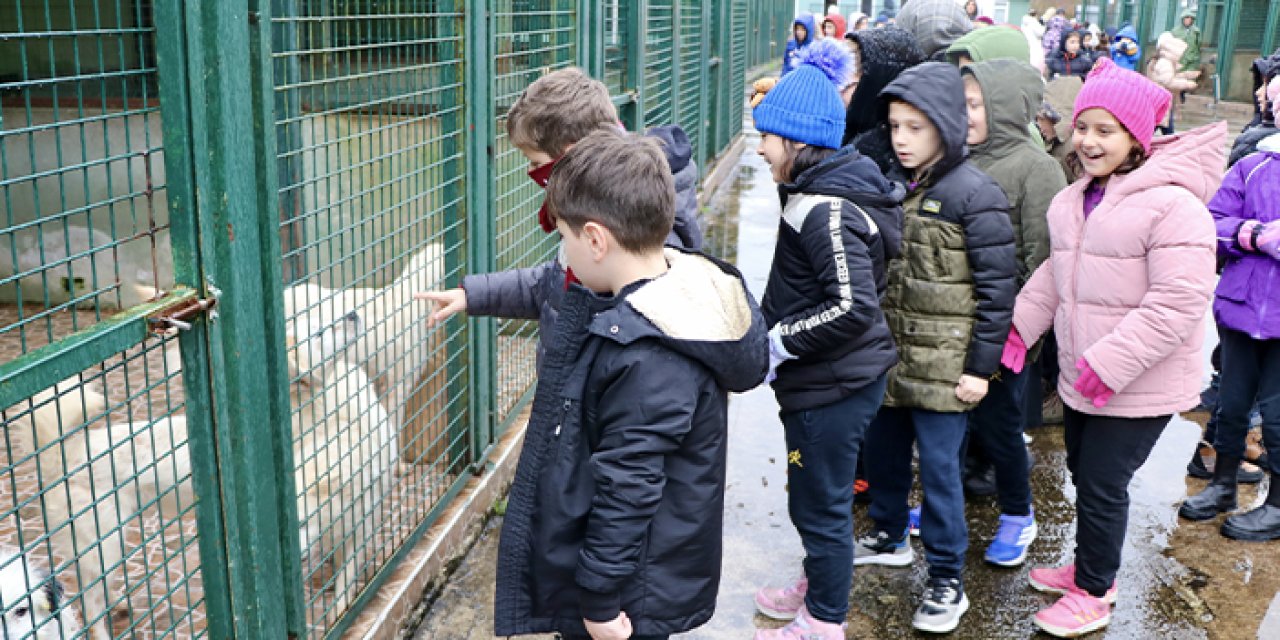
527, 157, 579, 288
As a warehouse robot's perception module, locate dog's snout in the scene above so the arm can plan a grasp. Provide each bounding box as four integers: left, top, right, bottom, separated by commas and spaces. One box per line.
345, 311, 359, 323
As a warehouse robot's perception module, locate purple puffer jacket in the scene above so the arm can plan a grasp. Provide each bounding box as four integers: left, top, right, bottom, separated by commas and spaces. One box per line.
1209, 133, 1280, 339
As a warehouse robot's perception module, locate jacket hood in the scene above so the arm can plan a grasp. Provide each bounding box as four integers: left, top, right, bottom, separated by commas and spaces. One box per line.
1116, 25, 1138, 41
1044, 76, 1084, 141
822, 14, 847, 39
647, 125, 692, 174
844, 28, 925, 143
794, 14, 817, 46
1156, 32, 1188, 60
879, 62, 970, 179
1057, 29, 1084, 54
780, 145, 905, 258
947, 26, 1031, 64
964, 59, 1044, 157
591, 249, 768, 392
1107, 121, 1227, 203
895, 0, 972, 58
1250, 48, 1280, 120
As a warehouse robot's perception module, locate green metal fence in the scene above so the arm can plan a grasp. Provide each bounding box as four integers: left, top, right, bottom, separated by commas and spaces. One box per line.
1, 1, 757, 638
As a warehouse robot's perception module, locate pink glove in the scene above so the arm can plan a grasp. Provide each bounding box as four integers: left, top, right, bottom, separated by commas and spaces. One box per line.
1074, 357, 1116, 408
1257, 223, 1280, 260
1001, 326, 1028, 374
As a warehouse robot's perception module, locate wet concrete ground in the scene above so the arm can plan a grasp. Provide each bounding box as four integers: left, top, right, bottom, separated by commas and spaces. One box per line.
414, 101, 1280, 639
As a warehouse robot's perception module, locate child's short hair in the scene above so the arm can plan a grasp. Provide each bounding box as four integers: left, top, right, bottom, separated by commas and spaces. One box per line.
545, 129, 674, 253
506, 67, 617, 158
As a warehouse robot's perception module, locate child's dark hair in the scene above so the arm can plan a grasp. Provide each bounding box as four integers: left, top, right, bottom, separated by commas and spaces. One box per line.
545, 128, 675, 252
788, 144, 838, 181
1065, 143, 1149, 178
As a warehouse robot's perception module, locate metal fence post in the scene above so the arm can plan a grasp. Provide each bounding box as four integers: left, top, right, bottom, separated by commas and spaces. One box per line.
176, 1, 301, 636
624, 0, 649, 129
467, 0, 497, 464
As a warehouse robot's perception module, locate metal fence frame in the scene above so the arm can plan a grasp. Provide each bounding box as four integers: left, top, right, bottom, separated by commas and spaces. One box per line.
0, 1, 773, 637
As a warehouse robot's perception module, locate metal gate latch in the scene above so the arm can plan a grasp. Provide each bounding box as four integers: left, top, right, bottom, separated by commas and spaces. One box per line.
148, 295, 218, 334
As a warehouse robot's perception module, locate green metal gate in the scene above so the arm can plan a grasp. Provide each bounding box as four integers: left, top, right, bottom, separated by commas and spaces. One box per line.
2, 1, 754, 638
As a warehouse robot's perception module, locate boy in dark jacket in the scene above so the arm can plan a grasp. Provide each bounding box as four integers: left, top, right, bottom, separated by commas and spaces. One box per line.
1047, 30, 1092, 80
853, 62, 1017, 635
416, 68, 702, 360
485, 130, 767, 639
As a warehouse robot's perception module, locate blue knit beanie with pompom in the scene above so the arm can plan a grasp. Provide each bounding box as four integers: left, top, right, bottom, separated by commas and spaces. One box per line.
753, 39, 852, 149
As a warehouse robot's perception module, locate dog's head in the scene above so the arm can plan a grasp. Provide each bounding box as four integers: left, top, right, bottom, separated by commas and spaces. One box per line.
282, 283, 364, 385
0, 545, 79, 640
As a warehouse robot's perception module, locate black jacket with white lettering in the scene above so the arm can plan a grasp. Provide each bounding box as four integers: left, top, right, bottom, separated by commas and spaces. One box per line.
761, 145, 903, 412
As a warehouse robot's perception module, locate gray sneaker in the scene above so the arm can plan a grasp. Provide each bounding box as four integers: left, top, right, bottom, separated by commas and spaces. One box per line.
853, 529, 914, 567
912, 577, 969, 634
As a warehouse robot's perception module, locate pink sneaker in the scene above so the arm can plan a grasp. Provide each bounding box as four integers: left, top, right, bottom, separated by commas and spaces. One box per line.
1027, 564, 1118, 604
1033, 589, 1112, 637
754, 576, 808, 620
754, 605, 846, 640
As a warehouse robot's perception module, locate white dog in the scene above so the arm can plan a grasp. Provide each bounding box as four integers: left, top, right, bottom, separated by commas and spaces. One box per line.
4, 300, 389, 636
282, 242, 445, 455
0, 544, 82, 639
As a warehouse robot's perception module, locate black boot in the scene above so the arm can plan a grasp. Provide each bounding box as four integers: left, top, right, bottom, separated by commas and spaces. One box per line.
1179, 454, 1239, 521
1221, 475, 1280, 541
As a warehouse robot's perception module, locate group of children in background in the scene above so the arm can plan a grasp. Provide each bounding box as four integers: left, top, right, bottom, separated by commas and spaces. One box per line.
406, 7, 1280, 640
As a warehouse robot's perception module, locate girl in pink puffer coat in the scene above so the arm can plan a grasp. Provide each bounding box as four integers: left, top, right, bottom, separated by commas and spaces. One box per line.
999, 58, 1221, 639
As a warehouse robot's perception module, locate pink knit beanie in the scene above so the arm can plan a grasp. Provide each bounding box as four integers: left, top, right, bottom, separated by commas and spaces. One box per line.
1073, 57, 1172, 152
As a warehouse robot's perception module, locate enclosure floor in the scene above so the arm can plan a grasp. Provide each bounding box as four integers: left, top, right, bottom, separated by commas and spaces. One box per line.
1, 302, 538, 639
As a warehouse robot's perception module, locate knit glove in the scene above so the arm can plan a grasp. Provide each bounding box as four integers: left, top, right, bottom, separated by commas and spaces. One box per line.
765, 325, 796, 385
1074, 357, 1116, 408
1001, 326, 1028, 374
1258, 223, 1280, 260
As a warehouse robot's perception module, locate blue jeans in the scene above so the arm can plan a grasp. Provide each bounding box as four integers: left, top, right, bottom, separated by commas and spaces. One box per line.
865, 407, 969, 579
968, 365, 1033, 516
781, 374, 887, 624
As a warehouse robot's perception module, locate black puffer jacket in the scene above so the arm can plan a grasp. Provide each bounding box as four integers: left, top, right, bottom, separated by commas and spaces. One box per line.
1046, 30, 1093, 80
843, 28, 925, 174
462, 125, 702, 355
493, 250, 767, 637
1230, 49, 1280, 166
762, 146, 903, 412
878, 62, 1018, 412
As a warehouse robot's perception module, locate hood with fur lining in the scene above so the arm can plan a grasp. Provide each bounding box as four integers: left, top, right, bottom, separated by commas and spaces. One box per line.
588, 249, 768, 392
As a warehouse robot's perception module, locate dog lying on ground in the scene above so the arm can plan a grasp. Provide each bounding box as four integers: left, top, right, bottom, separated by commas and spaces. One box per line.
3, 300, 391, 636
0, 544, 82, 639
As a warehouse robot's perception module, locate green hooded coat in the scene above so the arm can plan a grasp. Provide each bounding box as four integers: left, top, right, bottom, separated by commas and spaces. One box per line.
945, 26, 1031, 66
947, 27, 1044, 147
962, 59, 1063, 285
1171, 9, 1202, 72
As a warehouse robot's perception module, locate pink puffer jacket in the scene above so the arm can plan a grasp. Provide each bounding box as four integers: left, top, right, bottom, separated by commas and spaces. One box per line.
1013, 122, 1224, 418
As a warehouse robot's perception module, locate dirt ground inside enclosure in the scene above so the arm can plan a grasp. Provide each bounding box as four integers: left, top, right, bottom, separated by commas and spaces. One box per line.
0, 302, 540, 638
1167, 410, 1280, 640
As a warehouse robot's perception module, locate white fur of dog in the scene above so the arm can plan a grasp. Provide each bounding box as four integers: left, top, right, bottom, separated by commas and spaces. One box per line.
0, 544, 82, 639
4, 303, 393, 636
2, 377, 185, 640
281, 242, 445, 442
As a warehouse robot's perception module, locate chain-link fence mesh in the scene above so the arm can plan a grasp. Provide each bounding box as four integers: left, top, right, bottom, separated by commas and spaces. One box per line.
270, 1, 469, 635
1, 3, 202, 639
